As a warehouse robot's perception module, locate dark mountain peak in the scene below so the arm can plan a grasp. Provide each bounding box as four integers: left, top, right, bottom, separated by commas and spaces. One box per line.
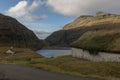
0, 14, 45, 50
0, 13, 5, 16
0, 13, 11, 18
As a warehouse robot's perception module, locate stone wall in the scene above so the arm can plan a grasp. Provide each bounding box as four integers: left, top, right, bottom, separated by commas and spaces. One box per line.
72, 48, 120, 62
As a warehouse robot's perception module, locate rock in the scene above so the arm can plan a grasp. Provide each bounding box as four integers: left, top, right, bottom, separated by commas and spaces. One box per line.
96, 11, 118, 18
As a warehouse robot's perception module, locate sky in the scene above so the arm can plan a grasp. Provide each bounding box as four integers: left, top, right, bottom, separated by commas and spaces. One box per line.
1, 0, 120, 32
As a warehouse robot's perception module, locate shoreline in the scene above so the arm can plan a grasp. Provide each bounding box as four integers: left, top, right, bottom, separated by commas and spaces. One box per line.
42, 47, 71, 50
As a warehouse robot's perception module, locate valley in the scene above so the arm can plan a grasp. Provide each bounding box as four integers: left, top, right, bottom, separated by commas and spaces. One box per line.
0, 12, 120, 80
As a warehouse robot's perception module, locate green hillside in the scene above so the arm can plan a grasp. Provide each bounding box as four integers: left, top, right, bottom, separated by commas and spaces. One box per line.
46, 12, 120, 47
71, 29, 120, 53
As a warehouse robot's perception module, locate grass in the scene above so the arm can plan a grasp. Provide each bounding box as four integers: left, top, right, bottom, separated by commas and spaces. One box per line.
0, 47, 120, 80
71, 29, 120, 53
28, 56, 120, 80
0, 47, 43, 63
1, 54, 119, 80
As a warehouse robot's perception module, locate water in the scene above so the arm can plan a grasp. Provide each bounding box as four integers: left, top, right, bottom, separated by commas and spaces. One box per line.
36, 49, 72, 58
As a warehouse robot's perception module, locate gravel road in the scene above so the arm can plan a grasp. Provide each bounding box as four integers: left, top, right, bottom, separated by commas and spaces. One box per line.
0, 64, 99, 80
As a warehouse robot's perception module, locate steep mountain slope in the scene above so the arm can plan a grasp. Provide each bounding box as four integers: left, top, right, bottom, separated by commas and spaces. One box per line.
46, 12, 120, 47
0, 14, 45, 50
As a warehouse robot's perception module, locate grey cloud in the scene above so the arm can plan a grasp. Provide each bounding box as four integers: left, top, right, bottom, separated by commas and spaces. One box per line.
46, 0, 120, 17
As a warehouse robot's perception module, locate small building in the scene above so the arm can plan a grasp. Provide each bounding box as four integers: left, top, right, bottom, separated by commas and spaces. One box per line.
6, 49, 15, 55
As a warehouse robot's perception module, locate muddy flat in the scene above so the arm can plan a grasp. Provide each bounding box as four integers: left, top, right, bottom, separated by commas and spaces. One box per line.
0, 64, 99, 80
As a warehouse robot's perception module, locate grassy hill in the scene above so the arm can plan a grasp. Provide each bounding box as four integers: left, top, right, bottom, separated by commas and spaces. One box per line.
46, 12, 120, 47
71, 29, 120, 53
63, 12, 120, 30
0, 14, 46, 50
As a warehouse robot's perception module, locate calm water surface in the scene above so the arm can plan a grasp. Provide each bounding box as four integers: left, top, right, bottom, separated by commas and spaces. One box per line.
36, 49, 72, 58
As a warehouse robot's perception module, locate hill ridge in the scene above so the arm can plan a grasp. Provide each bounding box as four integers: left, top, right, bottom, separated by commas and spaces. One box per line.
46, 12, 120, 48
63, 12, 120, 30
0, 14, 45, 50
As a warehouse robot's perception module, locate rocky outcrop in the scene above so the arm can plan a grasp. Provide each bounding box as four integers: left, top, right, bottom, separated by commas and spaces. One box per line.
0, 14, 45, 50
46, 12, 120, 47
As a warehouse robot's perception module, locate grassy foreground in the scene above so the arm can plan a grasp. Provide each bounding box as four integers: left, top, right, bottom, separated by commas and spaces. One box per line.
26, 56, 120, 80
0, 49, 120, 80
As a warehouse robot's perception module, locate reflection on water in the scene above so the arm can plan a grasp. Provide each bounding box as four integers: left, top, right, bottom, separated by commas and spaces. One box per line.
36, 49, 72, 58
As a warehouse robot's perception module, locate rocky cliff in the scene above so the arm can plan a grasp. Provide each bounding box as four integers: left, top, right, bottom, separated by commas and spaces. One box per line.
0, 14, 45, 50
46, 12, 120, 47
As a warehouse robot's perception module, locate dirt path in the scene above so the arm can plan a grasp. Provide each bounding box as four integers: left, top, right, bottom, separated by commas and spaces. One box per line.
0, 64, 99, 80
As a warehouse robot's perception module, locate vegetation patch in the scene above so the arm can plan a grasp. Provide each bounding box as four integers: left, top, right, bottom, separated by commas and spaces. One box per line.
71, 31, 120, 53
10, 55, 120, 80
0, 47, 43, 61
31, 56, 120, 79
0, 47, 120, 80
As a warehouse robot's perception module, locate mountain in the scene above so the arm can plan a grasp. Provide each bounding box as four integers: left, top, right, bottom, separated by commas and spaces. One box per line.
71, 28, 120, 53
0, 14, 45, 50
46, 12, 120, 48
63, 12, 119, 30
34, 31, 51, 40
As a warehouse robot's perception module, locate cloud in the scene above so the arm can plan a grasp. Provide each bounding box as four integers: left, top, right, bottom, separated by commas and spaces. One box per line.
6, 0, 120, 21
6, 0, 46, 22
6, 0, 28, 17
28, 0, 42, 12
46, 0, 120, 17
21, 15, 47, 22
